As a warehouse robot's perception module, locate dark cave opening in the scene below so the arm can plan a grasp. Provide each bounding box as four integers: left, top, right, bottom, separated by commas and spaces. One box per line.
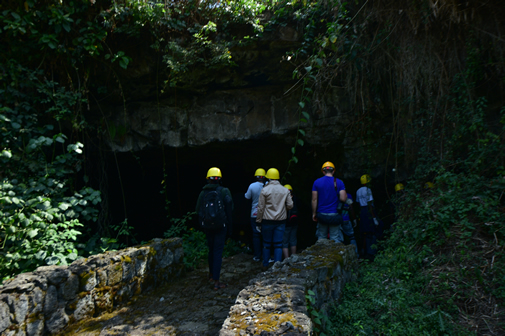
95, 135, 396, 254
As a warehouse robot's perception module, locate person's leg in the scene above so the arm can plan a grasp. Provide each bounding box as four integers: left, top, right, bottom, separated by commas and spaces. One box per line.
328, 225, 344, 244
272, 223, 285, 262
282, 226, 290, 259
367, 234, 377, 255
365, 233, 377, 256
315, 221, 329, 241
317, 213, 342, 243
341, 220, 352, 236
289, 225, 298, 255
251, 217, 262, 260
261, 222, 274, 268
342, 220, 358, 255
206, 231, 215, 279
210, 227, 226, 283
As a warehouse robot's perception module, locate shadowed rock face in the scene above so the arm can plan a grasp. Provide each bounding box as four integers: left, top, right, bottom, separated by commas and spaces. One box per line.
90, 22, 358, 154
104, 85, 301, 152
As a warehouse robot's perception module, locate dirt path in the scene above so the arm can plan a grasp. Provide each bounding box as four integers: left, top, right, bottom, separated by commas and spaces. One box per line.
60, 253, 264, 336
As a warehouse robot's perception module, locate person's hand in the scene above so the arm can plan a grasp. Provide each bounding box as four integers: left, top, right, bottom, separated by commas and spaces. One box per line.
312, 214, 317, 222
345, 198, 353, 205
373, 218, 379, 226
256, 226, 261, 233
352, 220, 358, 228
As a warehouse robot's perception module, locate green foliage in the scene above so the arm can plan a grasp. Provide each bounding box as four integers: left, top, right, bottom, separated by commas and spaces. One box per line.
223, 237, 248, 258
100, 0, 270, 89
164, 212, 247, 269
321, 61, 505, 333
164, 212, 206, 269
322, 262, 461, 335
0, 62, 102, 280
0, 0, 123, 279
161, 20, 235, 88
305, 290, 333, 336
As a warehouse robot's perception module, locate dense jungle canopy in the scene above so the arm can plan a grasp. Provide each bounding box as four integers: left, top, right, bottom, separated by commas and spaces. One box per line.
1, 0, 505, 334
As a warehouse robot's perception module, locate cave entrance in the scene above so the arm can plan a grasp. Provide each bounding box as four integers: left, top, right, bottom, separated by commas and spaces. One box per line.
100, 135, 352, 252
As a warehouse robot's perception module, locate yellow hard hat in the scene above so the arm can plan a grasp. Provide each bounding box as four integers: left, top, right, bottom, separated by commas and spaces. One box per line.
254, 168, 266, 177
206, 167, 222, 179
424, 182, 434, 189
321, 161, 335, 172
360, 174, 371, 184
284, 184, 293, 190
395, 183, 404, 192
266, 168, 280, 180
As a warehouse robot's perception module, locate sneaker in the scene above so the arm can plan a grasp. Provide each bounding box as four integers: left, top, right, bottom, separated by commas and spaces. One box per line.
253, 256, 261, 262
268, 258, 274, 263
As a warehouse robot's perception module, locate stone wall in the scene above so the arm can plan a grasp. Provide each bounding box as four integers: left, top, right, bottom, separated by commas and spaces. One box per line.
220, 240, 358, 335
0, 238, 184, 335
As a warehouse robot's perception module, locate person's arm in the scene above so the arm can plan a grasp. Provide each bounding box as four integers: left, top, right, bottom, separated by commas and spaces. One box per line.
339, 189, 347, 202
338, 179, 347, 202
291, 196, 299, 216
367, 201, 374, 217
244, 185, 252, 199
223, 188, 234, 211
286, 191, 294, 210
222, 188, 234, 233
256, 190, 265, 223
195, 191, 204, 214
311, 191, 318, 222
366, 187, 375, 217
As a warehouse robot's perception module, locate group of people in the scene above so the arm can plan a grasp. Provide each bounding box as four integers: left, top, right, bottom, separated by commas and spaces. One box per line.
244, 168, 299, 270
311, 162, 381, 258
195, 162, 384, 290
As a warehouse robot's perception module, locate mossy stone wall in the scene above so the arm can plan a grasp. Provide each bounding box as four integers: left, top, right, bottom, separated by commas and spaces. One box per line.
0, 238, 183, 335
220, 239, 358, 335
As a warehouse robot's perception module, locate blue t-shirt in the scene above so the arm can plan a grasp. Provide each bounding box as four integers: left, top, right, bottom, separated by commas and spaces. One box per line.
245, 181, 264, 217
312, 176, 345, 213
342, 193, 353, 221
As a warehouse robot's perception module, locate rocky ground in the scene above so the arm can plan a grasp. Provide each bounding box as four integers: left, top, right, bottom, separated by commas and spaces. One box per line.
59, 253, 265, 336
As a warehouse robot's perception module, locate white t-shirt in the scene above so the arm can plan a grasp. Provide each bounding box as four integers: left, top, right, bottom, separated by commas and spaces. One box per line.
356, 186, 373, 207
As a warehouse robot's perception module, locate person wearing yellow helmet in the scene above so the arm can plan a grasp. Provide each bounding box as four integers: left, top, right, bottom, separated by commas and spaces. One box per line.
395, 183, 404, 192
256, 168, 293, 269
244, 168, 267, 262
282, 184, 299, 259
356, 174, 378, 258
196, 167, 234, 290
311, 161, 347, 244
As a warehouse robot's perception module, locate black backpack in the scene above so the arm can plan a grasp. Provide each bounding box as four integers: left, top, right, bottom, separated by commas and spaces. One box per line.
199, 187, 227, 230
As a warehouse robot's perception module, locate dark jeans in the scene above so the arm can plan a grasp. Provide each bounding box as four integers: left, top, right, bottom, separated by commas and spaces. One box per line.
261, 219, 285, 267
206, 227, 227, 281
342, 220, 358, 255
250, 217, 262, 259
363, 233, 377, 256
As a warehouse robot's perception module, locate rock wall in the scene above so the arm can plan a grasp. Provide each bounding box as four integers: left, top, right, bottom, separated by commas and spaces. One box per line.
0, 238, 184, 335
220, 240, 358, 335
